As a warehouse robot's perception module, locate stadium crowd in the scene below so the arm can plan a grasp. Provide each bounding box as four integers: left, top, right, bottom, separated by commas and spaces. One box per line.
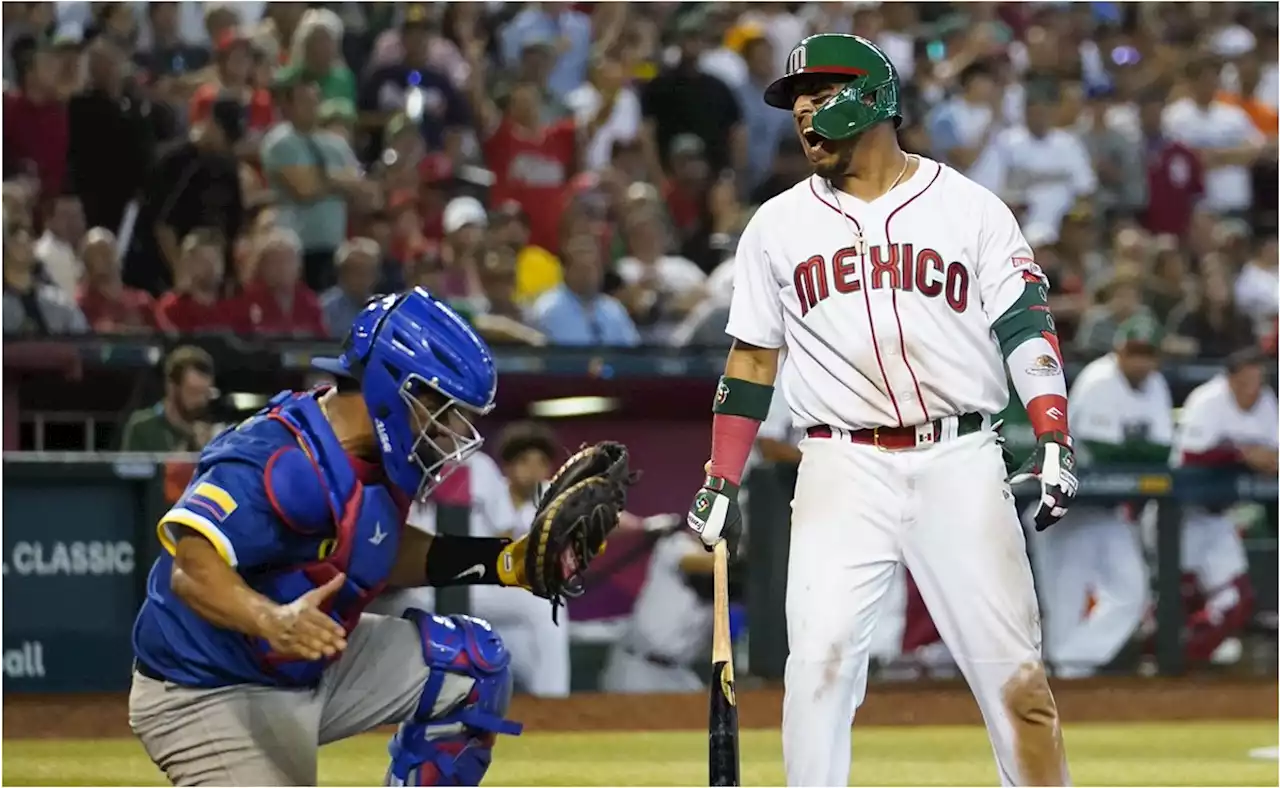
2, 1, 1277, 355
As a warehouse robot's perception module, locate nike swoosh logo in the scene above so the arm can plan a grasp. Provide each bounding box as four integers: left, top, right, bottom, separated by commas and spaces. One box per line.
369, 521, 387, 546
455, 564, 485, 581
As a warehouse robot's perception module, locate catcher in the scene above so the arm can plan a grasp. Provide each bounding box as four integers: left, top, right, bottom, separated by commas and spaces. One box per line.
128, 288, 631, 787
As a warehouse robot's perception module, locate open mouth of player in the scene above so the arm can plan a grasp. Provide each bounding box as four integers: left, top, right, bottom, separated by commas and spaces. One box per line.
801, 126, 829, 156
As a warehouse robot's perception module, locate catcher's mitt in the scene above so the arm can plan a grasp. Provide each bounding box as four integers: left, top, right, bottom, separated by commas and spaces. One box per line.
526, 441, 634, 622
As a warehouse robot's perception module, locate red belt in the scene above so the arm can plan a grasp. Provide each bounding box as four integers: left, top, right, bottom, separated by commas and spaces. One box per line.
806, 423, 933, 450
806, 413, 984, 451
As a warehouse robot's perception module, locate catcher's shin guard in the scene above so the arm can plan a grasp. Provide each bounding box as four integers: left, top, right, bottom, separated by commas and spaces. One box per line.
385, 610, 523, 787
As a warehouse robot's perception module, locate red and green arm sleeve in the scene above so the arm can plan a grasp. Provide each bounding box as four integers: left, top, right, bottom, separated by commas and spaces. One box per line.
991, 274, 1070, 443
708, 376, 775, 485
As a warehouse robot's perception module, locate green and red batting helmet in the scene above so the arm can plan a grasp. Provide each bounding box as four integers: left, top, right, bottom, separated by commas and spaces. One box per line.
763, 33, 902, 141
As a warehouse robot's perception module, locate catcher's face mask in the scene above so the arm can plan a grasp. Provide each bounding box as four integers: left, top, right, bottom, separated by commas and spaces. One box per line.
402, 379, 485, 500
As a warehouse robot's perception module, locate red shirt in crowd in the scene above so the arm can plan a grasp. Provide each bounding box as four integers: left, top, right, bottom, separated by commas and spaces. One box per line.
1143, 137, 1204, 237
2, 90, 69, 200
228, 281, 326, 337
483, 117, 576, 251
662, 181, 703, 236
155, 291, 234, 334
78, 285, 158, 332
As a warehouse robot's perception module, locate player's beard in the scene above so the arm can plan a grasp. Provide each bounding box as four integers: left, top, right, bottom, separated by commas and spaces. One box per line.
813, 143, 856, 181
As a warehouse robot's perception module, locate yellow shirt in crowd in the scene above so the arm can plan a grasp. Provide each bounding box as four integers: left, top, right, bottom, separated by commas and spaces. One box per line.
516, 245, 563, 303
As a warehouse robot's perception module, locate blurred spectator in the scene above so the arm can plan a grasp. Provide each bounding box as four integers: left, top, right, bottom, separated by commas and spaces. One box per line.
439, 196, 488, 304
68, 35, 162, 236
972, 89, 1096, 230
566, 53, 642, 174
1146, 238, 1193, 322
120, 345, 216, 452
370, 113, 428, 193
615, 205, 708, 340
1165, 255, 1256, 358
1074, 268, 1158, 356
89, 2, 140, 51
751, 137, 809, 205
136, 96, 244, 294
358, 4, 469, 162
470, 52, 578, 254
277, 8, 356, 105
496, 421, 558, 524
262, 75, 371, 292
1139, 89, 1205, 238
34, 194, 87, 296
740, 3, 808, 79
2, 220, 88, 336
698, 7, 751, 94
2, 180, 35, 232
256, 3, 306, 67
1234, 235, 1279, 331
4, 37, 69, 203
737, 34, 791, 191
155, 229, 232, 334
498, 2, 592, 102
641, 11, 744, 177
478, 246, 522, 323
1220, 48, 1278, 139
1162, 58, 1268, 217
528, 232, 639, 347
189, 30, 275, 141
134, 2, 211, 100
490, 200, 560, 305
319, 98, 357, 146
77, 227, 157, 333
929, 60, 1003, 174
1075, 85, 1146, 221
228, 226, 326, 337
51, 29, 87, 101
320, 237, 380, 335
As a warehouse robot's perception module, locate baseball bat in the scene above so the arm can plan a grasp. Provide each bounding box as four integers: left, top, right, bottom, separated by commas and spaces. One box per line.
708, 540, 740, 787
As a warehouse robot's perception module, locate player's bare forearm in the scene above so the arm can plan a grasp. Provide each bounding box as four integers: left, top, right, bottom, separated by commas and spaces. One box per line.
724, 341, 780, 386
170, 530, 277, 639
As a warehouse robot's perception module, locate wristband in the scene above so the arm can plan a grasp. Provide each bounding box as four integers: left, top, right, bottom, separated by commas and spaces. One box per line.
709, 377, 773, 485
425, 535, 511, 587
1025, 394, 1070, 440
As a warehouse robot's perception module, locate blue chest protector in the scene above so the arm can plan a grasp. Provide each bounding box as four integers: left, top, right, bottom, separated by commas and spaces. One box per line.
202, 390, 406, 685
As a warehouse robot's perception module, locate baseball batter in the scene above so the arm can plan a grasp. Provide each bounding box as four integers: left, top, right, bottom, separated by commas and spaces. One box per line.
1031, 317, 1171, 678
685, 35, 1076, 787
1172, 348, 1276, 663
128, 289, 627, 786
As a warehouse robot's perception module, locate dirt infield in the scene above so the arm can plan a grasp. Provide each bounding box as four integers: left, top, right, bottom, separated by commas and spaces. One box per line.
4, 676, 1274, 740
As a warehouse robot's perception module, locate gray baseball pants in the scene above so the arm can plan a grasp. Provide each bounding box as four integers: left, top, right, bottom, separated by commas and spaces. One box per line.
128, 613, 472, 786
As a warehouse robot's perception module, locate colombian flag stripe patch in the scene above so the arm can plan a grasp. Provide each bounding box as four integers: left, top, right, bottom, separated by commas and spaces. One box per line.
187, 482, 238, 522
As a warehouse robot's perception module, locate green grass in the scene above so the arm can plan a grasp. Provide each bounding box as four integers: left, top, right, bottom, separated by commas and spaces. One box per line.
4, 722, 1276, 786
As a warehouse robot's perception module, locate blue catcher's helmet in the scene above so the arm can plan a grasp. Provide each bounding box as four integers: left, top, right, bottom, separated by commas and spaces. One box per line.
312, 288, 497, 499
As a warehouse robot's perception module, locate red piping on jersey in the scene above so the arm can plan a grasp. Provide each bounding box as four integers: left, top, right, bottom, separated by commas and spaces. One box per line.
809, 178, 903, 427
883, 162, 942, 423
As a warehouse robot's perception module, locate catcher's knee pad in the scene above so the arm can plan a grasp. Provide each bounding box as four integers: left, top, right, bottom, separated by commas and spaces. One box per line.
385, 609, 523, 786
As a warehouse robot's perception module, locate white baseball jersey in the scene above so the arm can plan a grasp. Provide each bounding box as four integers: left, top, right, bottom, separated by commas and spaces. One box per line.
1173, 375, 1279, 464
407, 452, 522, 538
1069, 354, 1174, 464
728, 158, 1041, 431
620, 530, 713, 664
